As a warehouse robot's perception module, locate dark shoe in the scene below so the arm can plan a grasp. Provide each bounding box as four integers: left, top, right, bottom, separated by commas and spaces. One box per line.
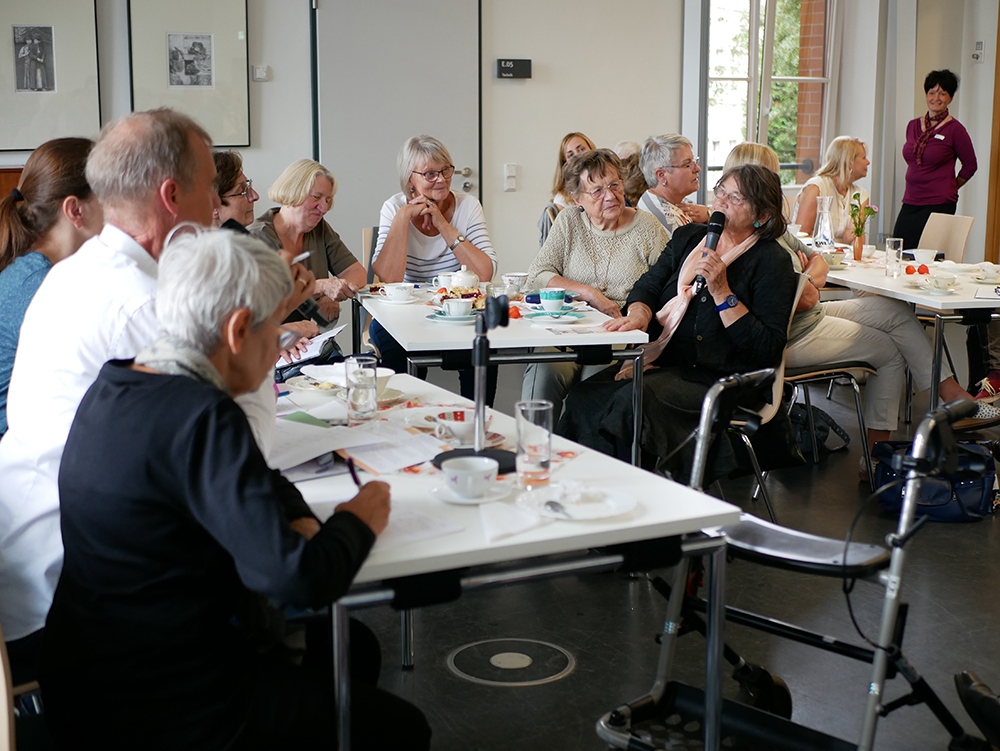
954, 671, 1000, 747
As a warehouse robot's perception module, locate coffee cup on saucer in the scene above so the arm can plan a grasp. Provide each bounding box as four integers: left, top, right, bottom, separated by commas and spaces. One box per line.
925, 273, 957, 290
442, 298, 474, 317
434, 408, 491, 444
501, 272, 528, 293
440, 456, 499, 499
539, 287, 566, 312
384, 283, 414, 301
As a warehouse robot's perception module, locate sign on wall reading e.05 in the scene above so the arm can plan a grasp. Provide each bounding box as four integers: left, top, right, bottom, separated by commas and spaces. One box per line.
496, 59, 531, 79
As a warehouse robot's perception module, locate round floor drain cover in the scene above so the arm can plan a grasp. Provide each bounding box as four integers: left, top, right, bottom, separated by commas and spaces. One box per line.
447, 638, 575, 686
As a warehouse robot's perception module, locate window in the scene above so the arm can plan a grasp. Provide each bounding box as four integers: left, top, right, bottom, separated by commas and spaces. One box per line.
704, 0, 830, 186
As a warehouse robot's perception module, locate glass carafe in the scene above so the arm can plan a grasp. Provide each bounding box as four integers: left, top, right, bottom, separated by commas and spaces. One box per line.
813, 196, 835, 249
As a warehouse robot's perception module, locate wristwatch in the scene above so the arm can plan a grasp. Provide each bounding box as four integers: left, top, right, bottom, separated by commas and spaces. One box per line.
715, 294, 739, 311
448, 234, 466, 251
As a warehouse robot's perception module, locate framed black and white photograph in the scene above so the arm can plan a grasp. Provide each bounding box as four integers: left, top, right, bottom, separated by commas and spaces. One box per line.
167, 32, 214, 89
0, 2, 100, 151
13, 25, 56, 93
129, 0, 249, 147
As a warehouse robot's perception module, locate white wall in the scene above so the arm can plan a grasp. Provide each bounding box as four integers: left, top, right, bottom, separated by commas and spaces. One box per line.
480, 0, 684, 275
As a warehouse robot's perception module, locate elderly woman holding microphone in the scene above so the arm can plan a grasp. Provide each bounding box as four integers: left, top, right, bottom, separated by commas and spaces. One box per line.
40, 230, 430, 750
523, 149, 669, 420
559, 165, 798, 483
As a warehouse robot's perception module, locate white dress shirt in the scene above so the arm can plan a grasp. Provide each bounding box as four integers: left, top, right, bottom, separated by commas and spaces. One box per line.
0, 225, 160, 641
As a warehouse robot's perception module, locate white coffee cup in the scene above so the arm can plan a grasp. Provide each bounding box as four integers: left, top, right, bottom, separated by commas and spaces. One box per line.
433, 408, 491, 444
442, 298, 473, 317
539, 287, 566, 312
432, 272, 454, 291
861, 245, 876, 259
501, 272, 528, 292
912, 248, 937, 266
440, 456, 499, 498
385, 283, 414, 301
926, 273, 957, 290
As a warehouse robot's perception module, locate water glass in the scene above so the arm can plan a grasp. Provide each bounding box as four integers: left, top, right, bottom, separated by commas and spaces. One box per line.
515, 399, 553, 489
885, 238, 904, 278
347, 365, 378, 426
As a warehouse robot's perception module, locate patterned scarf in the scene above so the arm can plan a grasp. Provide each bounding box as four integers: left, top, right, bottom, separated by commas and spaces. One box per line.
616, 232, 759, 380
914, 108, 949, 165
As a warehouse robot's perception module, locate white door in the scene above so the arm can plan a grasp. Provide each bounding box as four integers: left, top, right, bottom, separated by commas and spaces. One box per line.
316, 1, 480, 273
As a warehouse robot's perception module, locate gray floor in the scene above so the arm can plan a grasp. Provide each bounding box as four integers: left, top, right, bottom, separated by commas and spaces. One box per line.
352, 363, 1000, 750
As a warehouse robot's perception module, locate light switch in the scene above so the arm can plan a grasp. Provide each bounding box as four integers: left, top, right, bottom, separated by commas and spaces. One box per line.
504, 163, 517, 192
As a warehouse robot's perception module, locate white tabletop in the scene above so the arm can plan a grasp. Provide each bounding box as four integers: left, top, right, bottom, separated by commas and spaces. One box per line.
826, 261, 1000, 311
360, 294, 648, 351
293, 374, 739, 585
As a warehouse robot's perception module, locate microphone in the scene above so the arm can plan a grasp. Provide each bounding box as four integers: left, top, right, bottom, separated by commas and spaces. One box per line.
693, 211, 726, 294
296, 297, 331, 327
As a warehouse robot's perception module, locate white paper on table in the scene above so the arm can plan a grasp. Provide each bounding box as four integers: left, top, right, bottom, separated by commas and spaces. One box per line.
479, 501, 543, 542
343, 433, 446, 474
304, 399, 349, 422
275, 395, 300, 417
372, 508, 464, 551
273, 324, 348, 367
268, 419, 392, 470
974, 286, 1000, 300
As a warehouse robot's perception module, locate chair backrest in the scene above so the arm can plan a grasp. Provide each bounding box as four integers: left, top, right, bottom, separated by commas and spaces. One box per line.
916, 213, 975, 263
0, 620, 14, 751
362, 225, 380, 284
756, 273, 809, 424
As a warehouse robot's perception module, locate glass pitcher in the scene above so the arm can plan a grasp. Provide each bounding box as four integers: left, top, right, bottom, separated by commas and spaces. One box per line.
813, 196, 835, 249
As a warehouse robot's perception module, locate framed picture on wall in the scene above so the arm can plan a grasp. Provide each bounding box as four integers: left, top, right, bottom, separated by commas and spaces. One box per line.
128, 0, 249, 147
0, 1, 101, 151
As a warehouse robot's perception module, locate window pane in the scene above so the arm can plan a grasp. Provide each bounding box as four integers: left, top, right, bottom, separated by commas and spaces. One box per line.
709, 0, 752, 78
707, 79, 749, 177
766, 80, 825, 185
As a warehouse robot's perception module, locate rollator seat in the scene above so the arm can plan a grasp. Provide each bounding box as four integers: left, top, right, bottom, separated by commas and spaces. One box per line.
784, 361, 877, 380
719, 513, 891, 578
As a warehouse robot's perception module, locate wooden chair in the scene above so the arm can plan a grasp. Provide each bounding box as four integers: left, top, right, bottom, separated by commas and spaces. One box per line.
916, 213, 975, 263
358, 226, 380, 356
0, 622, 41, 751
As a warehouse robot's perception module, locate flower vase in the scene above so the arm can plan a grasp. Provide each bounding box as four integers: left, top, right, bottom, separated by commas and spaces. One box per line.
852, 236, 864, 262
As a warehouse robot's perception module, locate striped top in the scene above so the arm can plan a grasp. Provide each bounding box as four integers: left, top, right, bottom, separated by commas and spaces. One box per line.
373, 191, 497, 283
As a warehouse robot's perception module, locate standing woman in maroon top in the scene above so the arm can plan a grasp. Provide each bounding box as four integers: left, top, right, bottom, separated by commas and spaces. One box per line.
893, 69, 977, 249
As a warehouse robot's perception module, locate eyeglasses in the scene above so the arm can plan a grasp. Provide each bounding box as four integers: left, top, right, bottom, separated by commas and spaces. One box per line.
223, 178, 254, 201
667, 156, 700, 170
582, 181, 624, 201
713, 183, 745, 206
412, 166, 455, 183
270, 319, 301, 351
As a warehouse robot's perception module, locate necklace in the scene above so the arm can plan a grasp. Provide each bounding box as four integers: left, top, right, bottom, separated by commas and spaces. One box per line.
583, 218, 620, 293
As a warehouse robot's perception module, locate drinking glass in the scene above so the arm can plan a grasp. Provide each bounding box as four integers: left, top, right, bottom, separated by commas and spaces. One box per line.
885, 238, 904, 278
347, 361, 378, 426
515, 399, 553, 489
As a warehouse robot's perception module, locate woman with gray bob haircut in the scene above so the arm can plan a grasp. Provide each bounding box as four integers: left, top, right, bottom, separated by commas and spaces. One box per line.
636, 133, 709, 237
42, 227, 430, 750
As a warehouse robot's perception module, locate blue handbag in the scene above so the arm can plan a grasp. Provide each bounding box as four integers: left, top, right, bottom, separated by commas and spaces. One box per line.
872, 440, 996, 522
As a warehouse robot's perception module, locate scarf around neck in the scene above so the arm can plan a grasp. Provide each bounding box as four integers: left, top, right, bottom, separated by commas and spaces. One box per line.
134, 333, 227, 391
915, 108, 949, 164
616, 232, 759, 380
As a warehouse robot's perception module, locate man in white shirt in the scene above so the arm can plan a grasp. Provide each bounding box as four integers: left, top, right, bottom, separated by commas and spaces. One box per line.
636, 133, 710, 238
0, 108, 221, 681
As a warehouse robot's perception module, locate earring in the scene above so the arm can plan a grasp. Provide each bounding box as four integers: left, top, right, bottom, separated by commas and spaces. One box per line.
753, 220, 760, 228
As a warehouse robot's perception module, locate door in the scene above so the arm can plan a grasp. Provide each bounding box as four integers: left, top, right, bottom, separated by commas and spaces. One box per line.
316, 1, 480, 272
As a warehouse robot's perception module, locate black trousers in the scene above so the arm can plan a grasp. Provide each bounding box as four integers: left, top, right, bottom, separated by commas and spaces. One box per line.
893, 201, 956, 250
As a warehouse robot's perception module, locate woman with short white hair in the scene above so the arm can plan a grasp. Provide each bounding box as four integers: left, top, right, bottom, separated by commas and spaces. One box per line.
636, 134, 710, 237
250, 158, 366, 323
41, 229, 430, 750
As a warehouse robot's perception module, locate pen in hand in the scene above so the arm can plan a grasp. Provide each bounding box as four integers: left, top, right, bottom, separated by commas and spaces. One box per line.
346, 457, 362, 489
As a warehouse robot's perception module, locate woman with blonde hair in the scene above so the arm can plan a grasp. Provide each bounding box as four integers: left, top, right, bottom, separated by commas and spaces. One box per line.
793, 136, 870, 243
249, 159, 366, 323
0, 137, 103, 437
538, 132, 597, 247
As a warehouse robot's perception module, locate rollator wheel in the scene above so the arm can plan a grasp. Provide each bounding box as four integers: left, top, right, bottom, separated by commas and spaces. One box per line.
732, 663, 793, 719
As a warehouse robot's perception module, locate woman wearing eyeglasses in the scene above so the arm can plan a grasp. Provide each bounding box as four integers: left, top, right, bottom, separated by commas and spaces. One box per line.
635, 134, 711, 238
371, 135, 497, 400
249, 159, 366, 324
559, 165, 798, 485
522, 149, 670, 420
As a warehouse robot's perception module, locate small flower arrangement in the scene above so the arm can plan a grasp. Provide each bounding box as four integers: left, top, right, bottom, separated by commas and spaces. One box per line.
849, 192, 878, 240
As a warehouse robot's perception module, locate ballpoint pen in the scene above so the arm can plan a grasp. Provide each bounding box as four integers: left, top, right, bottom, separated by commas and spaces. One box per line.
346, 456, 363, 489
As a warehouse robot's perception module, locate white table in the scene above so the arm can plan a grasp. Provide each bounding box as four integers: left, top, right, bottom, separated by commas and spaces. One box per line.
352, 293, 650, 463
292, 374, 740, 751
826, 261, 1000, 406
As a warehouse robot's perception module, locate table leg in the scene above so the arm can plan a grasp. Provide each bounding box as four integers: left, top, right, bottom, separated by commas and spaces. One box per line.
351, 298, 362, 355
630, 349, 644, 467
400, 609, 414, 669
930, 315, 945, 409
333, 601, 351, 751
703, 535, 726, 751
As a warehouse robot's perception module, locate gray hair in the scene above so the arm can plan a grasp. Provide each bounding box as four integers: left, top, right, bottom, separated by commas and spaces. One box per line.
639, 134, 693, 188
86, 108, 212, 207
156, 228, 293, 355
397, 135, 453, 193
614, 140, 642, 159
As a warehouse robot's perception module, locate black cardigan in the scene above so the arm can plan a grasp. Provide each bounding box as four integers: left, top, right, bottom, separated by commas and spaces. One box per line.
626, 223, 798, 374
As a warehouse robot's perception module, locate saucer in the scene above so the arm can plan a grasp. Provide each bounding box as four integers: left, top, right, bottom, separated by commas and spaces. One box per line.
515, 484, 638, 520
430, 482, 512, 506
381, 297, 420, 305
427, 312, 477, 325
377, 388, 407, 408
284, 376, 344, 395
528, 304, 576, 313
926, 287, 958, 296
826, 262, 848, 270
524, 311, 586, 323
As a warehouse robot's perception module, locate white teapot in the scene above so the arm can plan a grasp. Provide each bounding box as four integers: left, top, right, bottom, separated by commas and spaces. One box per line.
451, 264, 479, 289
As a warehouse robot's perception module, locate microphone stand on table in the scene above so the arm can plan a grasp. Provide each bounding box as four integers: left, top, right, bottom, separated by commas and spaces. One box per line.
432, 295, 517, 473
